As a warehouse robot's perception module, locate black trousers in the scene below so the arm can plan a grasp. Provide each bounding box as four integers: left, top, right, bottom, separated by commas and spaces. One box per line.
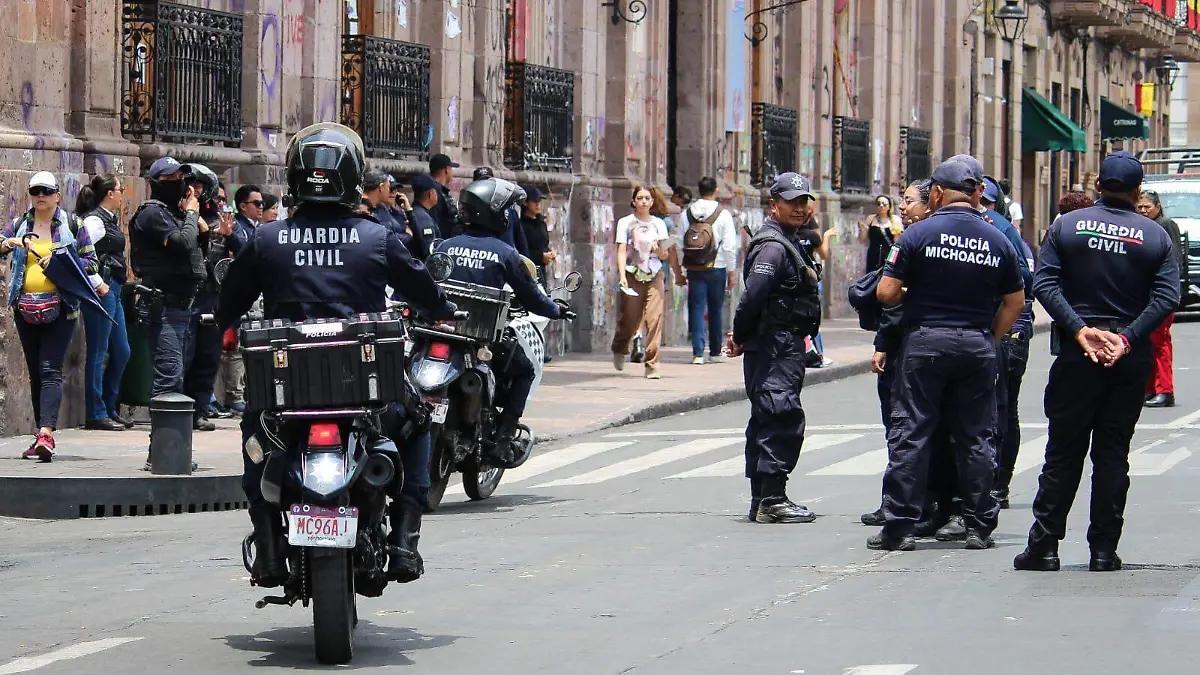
1029, 343, 1152, 551
743, 333, 807, 479
882, 327, 999, 537
995, 329, 1031, 488
184, 291, 222, 418
878, 349, 957, 515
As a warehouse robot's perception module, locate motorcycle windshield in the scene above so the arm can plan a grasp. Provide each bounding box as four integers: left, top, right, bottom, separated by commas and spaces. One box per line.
412, 356, 459, 391
302, 451, 349, 498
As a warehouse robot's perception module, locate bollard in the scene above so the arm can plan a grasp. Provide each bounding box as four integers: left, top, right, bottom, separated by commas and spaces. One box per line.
149, 393, 196, 475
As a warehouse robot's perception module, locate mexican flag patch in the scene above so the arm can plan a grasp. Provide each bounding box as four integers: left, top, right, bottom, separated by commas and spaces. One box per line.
886, 245, 901, 265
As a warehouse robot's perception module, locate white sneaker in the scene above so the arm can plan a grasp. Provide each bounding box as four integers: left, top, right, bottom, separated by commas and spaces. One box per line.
707, 355, 725, 364
613, 352, 626, 371
645, 368, 661, 380
691, 356, 704, 365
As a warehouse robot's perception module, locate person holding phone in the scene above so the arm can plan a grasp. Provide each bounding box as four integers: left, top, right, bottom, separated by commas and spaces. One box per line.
612, 185, 670, 379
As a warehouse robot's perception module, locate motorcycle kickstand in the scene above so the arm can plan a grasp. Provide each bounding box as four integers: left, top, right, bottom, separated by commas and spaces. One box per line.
255, 592, 300, 609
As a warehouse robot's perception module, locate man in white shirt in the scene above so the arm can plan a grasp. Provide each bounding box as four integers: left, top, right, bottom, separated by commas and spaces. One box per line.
676, 176, 738, 364
999, 178, 1024, 231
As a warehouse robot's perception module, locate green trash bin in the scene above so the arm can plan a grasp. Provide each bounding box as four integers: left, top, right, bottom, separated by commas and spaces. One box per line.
119, 283, 154, 408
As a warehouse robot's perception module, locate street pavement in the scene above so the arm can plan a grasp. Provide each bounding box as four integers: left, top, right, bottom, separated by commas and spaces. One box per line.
3, 320, 1199, 674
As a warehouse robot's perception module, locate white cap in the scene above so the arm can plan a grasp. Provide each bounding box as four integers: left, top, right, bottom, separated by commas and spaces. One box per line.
28, 171, 58, 191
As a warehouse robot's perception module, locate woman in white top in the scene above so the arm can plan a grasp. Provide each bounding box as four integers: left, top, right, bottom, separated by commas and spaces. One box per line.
612, 184, 670, 379
856, 195, 904, 273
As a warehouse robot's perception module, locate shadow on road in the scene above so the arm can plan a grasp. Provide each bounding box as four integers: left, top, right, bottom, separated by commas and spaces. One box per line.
431, 493, 570, 515
220, 621, 460, 670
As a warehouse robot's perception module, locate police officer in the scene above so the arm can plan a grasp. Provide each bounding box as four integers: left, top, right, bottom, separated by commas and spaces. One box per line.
436, 177, 571, 468
1015, 151, 1180, 573
407, 173, 442, 260
869, 157, 1026, 551
429, 153, 461, 237
216, 123, 458, 587
470, 167, 531, 258
181, 164, 229, 432
723, 172, 821, 524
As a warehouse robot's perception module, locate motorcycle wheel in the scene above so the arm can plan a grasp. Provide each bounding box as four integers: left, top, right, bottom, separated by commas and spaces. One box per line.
311, 549, 355, 665
463, 464, 504, 501
426, 441, 454, 512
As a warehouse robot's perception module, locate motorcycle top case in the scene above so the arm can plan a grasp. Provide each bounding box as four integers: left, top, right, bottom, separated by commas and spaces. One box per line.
240, 314, 407, 411
438, 279, 512, 343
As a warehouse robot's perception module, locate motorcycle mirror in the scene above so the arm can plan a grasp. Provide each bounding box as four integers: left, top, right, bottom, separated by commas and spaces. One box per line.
564, 271, 583, 293
426, 252, 454, 282
213, 257, 232, 286
429, 238, 445, 253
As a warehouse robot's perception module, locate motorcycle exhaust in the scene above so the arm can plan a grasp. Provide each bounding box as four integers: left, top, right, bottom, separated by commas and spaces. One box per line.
361, 453, 396, 489
459, 370, 483, 396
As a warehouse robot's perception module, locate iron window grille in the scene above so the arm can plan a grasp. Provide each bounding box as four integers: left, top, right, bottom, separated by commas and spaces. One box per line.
341, 35, 431, 159
833, 116, 870, 193
120, 0, 243, 144
899, 127, 933, 186
504, 62, 575, 172
751, 103, 798, 187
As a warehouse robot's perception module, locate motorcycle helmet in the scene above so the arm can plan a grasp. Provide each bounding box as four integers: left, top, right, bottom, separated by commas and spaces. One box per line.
284, 122, 366, 208
186, 163, 220, 203
459, 178, 526, 236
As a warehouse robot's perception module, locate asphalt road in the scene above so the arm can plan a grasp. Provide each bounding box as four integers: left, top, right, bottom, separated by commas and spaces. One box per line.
4, 324, 1200, 674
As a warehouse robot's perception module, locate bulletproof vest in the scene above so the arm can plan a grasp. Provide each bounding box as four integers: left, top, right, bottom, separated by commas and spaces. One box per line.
256, 212, 389, 311
84, 207, 128, 284
747, 227, 822, 337
129, 200, 205, 289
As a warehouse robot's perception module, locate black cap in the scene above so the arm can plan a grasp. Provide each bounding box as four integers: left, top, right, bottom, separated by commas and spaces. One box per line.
931, 159, 983, 193
1098, 151, 1143, 192
769, 173, 816, 201
524, 185, 545, 201
430, 153, 460, 173
411, 173, 439, 196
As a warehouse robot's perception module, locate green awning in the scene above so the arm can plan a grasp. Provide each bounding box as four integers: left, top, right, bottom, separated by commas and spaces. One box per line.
1100, 97, 1149, 141
1022, 87, 1087, 152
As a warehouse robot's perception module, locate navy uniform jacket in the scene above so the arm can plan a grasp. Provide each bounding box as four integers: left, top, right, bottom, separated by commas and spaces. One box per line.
1034, 196, 1180, 347
983, 207, 1033, 295
732, 218, 810, 352
226, 214, 256, 257
216, 206, 454, 329
884, 205, 1024, 330
437, 231, 561, 319
407, 204, 440, 260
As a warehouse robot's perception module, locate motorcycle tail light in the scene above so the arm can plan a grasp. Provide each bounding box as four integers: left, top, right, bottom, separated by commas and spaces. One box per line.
308, 422, 342, 448
429, 342, 451, 360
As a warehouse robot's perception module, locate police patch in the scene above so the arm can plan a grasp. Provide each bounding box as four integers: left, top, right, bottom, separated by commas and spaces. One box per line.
886, 245, 901, 265
750, 262, 776, 276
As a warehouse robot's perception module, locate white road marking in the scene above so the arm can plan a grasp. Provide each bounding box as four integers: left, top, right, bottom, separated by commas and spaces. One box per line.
843, 666, 918, 675
604, 427, 746, 438
0, 638, 144, 675
1167, 407, 1200, 428
809, 448, 889, 476
664, 434, 864, 479
1012, 435, 1049, 476
1130, 438, 1193, 476
606, 422, 1200, 438
506, 441, 637, 483
534, 437, 742, 487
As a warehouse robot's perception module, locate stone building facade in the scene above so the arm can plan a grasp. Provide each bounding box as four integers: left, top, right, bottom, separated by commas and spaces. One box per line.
0, 0, 1190, 434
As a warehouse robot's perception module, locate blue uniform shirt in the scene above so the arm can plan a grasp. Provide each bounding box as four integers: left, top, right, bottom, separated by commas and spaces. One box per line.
982, 207, 1033, 296
883, 205, 1024, 330
437, 231, 561, 319
1034, 196, 1180, 346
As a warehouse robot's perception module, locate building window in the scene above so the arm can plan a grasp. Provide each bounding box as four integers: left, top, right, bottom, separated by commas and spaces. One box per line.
341, 35, 431, 159
750, 103, 798, 187
832, 116, 870, 193
120, 0, 244, 144
900, 127, 932, 186
504, 62, 575, 172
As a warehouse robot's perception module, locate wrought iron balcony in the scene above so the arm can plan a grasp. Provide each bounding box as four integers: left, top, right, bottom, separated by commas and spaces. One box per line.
832, 117, 870, 194
120, 0, 244, 144
1097, 1, 1177, 49
341, 35, 431, 159
1048, 0, 1131, 27
899, 127, 933, 186
504, 63, 575, 173
750, 103, 797, 187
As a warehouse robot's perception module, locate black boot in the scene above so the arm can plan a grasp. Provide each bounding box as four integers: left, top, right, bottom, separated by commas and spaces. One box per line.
748, 477, 763, 522
992, 470, 1013, 509
1089, 550, 1122, 572
755, 475, 816, 523
860, 507, 886, 526
913, 503, 951, 538
387, 496, 424, 583
491, 414, 519, 467
1013, 537, 1061, 572
249, 505, 289, 587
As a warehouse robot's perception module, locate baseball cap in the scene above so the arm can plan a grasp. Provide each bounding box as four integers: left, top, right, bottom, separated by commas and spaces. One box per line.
524, 185, 545, 201
931, 159, 982, 193
769, 173, 816, 201
411, 173, 440, 196
946, 154, 985, 179
473, 166, 494, 180
430, 153, 460, 173
981, 177, 1002, 204
1098, 151, 1143, 192
28, 171, 58, 191
148, 156, 191, 179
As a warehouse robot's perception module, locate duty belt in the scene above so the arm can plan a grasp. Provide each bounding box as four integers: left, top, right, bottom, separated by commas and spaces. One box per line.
1085, 319, 1129, 333
160, 293, 194, 310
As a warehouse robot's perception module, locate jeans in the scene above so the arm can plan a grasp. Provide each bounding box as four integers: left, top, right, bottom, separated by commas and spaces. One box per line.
148, 304, 193, 398
82, 282, 131, 421
686, 267, 726, 358
13, 310, 77, 430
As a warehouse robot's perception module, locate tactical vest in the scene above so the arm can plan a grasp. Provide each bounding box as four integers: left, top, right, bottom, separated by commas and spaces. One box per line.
84, 207, 128, 283
255, 212, 389, 309
129, 200, 205, 294
746, 227, 822, 338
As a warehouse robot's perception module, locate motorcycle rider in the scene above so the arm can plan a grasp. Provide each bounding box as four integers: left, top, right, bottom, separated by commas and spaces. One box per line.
436, 177, 572, 468
216, 123, 458, 588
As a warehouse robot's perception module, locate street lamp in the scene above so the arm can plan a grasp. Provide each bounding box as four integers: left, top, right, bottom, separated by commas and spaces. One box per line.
1155, 55, 1181, 88
994, 0, 1028, 43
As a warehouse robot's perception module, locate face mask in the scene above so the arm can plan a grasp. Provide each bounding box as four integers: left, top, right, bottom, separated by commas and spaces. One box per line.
150, 179, 185, 206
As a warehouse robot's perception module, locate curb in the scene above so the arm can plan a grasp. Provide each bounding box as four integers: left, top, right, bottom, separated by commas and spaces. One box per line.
0, 474, 248, 520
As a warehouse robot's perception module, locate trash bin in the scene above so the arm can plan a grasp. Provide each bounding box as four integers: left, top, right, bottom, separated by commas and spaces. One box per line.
149, 392, 195, 475
120, 283, 153, 408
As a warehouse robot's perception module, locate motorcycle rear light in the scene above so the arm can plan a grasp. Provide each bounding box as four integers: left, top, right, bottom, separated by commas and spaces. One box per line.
308, 422, 341, 448
429, 342, 451, 360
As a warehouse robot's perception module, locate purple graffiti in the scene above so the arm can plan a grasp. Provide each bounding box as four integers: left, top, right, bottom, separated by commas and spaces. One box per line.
260, 14, 282, 122
19, 82, 33, 129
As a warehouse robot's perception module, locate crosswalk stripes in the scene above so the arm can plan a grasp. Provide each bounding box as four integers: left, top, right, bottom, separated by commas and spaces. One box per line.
504, 441, 637, 484
532, 437, 743, 488
664, 433, 864, 479
1130, 436, 1192, 476
808, 447, 888, 476
1012, 434, 1048, 476
843, 666, 919, 675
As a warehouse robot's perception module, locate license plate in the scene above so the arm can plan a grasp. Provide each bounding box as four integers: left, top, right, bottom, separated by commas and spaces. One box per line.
287, 505, 358, 548
431, 401, 449, 424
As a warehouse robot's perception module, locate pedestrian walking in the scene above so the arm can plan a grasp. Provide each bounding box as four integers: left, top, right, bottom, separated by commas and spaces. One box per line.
1015, 151, 1180, 573
724, 172, 822, 524
856, 195, 903, 273
676, 176, 738, 365
612, 185, 669, 379
868, 157, 1026, 552
1136, 190, 1183, 408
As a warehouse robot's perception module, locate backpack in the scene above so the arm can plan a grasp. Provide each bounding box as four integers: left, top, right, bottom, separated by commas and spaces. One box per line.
681, 207, 723, 270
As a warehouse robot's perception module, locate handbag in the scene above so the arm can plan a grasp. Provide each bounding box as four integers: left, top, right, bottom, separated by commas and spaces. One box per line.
16, 292, 61, 325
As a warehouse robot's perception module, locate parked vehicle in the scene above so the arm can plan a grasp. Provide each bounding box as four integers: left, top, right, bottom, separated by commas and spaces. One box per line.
1139, 146, 1200, 310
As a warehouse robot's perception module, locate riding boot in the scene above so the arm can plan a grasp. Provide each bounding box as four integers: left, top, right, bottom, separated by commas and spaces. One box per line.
748, 476, 763, 522
492, 413, 520, 467
387, 496, 425, 583
249, 505, 289, 588
755, 474, 816, 523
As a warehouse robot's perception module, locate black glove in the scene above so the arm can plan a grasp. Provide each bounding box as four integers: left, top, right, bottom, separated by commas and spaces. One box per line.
554, 298, 575, 321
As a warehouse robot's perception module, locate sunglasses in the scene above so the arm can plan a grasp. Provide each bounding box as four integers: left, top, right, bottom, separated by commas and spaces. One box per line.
876, 200, 889, 206
245, 200, 264, 208
28, 187, 58, 197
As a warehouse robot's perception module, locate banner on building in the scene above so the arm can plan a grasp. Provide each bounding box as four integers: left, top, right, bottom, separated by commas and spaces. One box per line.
1136, 83, 1156, 116
725, 0, 747, 132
